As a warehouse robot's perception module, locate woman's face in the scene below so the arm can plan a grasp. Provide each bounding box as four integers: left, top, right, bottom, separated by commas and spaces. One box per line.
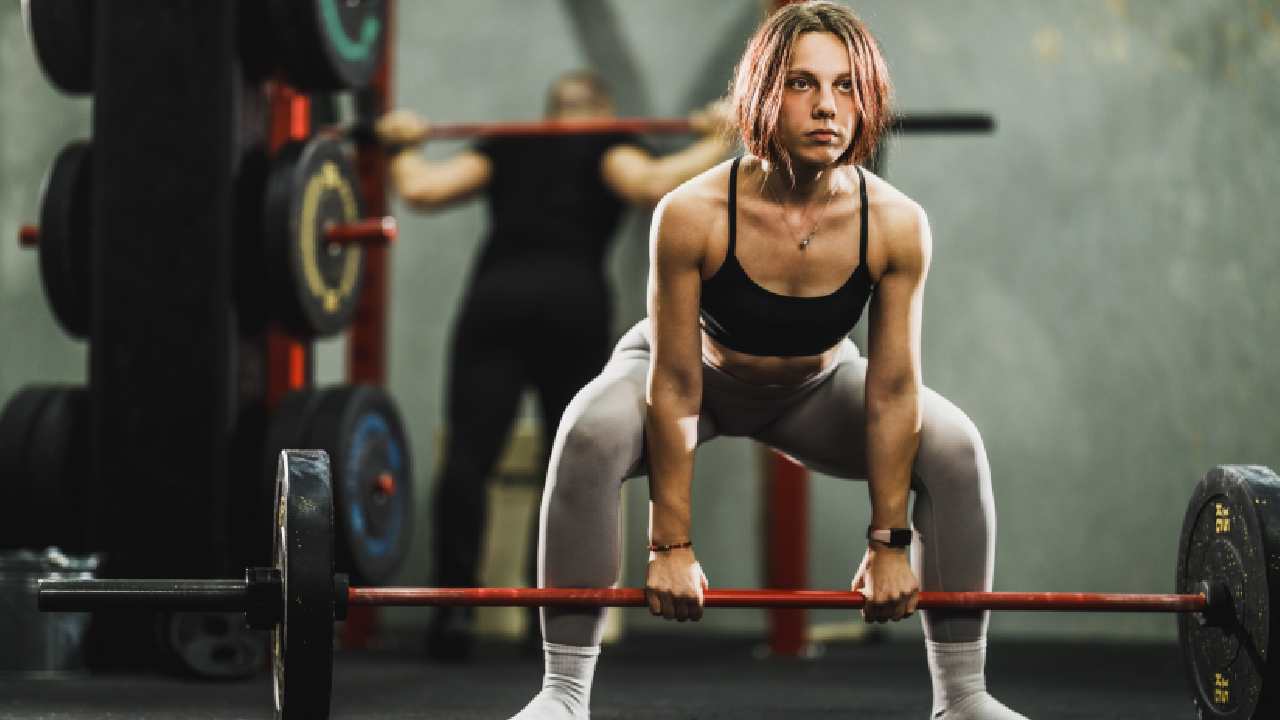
776, 31, 857, 169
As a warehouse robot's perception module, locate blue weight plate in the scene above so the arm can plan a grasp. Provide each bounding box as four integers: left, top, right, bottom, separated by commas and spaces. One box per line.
304, 385, 412, 586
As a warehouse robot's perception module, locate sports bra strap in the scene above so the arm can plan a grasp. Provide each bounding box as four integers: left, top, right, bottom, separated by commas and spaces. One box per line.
727, 156, 741, 256
727, 158, 867, 269
856, 166, 868, 271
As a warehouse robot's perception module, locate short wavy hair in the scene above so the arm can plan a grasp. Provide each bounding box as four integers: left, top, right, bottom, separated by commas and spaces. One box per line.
731, 1, 892, 178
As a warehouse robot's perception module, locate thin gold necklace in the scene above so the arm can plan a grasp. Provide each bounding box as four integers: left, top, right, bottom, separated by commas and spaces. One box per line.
769, 174, 838, 251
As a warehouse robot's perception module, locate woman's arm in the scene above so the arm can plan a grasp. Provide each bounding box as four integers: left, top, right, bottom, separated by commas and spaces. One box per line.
857, 199, 932, 621
865, 200, 930, 535
599, 101, 734, 207
643, 189, 711, 620
388, 150, 491, 210
375, 109, 492, 210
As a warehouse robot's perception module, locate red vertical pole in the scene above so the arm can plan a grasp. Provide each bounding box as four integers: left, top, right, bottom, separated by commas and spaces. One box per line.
341, 0, 397, 649
762, 0, 810, 659
347, 5, 394, 386
265, 86, 313, 408
764, 448, 808, 656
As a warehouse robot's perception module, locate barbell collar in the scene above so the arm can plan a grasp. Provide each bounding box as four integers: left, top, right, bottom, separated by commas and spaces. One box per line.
334, 573, 350, 621
1195, 580, 1236, 628
245, 567, 283, 630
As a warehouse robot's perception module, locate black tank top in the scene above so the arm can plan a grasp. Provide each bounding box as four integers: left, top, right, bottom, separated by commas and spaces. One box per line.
699, 157, 874, 357
473, 134, 637, 274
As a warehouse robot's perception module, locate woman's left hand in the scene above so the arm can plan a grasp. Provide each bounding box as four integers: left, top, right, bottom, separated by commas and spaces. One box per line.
851, 545, 920, 623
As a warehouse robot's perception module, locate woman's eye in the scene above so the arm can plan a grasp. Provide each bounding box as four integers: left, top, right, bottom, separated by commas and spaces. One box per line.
837, 80, 853, 92
787, 77, 810, 90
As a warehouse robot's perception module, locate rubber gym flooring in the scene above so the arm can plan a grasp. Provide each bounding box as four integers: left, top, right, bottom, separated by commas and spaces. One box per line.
0, 635, 1190, 719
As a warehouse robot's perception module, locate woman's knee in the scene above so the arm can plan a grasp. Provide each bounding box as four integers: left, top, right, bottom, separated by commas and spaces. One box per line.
547, 376, 645, 495
916, 399, 989, 488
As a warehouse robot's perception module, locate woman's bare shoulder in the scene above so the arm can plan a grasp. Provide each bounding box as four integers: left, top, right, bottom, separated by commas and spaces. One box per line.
858, 166, 930, 271
662, 157, 734, 216
652, 158, 735, 250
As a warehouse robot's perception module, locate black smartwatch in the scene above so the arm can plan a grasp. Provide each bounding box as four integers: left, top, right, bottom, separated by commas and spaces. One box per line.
866, 526, 913, 548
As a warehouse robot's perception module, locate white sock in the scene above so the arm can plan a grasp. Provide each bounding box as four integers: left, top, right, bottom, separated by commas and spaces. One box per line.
925, 640, 1028, 720
509, 642, 600, 720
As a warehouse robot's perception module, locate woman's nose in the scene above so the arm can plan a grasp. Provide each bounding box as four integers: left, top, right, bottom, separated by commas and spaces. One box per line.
813, 88, 837, 118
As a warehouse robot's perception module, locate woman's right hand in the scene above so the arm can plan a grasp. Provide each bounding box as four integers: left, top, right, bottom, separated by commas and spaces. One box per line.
374, 109, 431, 147
644, 547, 708, 622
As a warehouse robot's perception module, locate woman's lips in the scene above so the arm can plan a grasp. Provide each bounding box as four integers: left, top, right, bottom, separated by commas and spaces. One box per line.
807, 130, 837, 142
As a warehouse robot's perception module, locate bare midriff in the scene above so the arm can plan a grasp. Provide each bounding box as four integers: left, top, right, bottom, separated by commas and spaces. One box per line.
701, 332, 841, 386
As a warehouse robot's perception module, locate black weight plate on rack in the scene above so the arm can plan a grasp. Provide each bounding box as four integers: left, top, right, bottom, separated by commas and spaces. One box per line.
272, 449, 334, 720
305, 385, 412, 585
23, 0, 93, 94
0, 386, 88, 551
267, 0, 386, 91
264, 136, 365, 338
37, 141, 92, 339
25, 386, 89, 552
1177, 465, 1280, 719
0, 388, 55, 548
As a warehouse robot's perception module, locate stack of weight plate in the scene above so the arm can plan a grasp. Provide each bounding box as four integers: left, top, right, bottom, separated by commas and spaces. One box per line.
1, 1, 99, 558
229, 0, 412, 589
258, 385, 414, 588
5, 0, 404, 680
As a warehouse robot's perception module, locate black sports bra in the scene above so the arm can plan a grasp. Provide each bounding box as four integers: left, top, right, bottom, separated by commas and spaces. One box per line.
699, 157, 875, 357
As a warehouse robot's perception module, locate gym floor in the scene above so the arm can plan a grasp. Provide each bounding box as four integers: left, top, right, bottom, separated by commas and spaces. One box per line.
0, 635, 1189, 719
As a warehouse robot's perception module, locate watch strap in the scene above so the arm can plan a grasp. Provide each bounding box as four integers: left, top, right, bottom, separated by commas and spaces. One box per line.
867, 526, 913, 548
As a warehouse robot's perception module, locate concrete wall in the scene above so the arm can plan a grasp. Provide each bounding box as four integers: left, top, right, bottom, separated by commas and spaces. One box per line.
1, 1, 1276, 642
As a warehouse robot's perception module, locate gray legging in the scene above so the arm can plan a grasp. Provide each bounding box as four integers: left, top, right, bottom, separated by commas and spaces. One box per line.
538, 319, 995, 646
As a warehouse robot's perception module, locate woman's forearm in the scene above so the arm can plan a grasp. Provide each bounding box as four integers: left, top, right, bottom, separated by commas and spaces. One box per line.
865, 387, 921, 529
644, 135, 733, 199
387, 151, 439, 207
387, 149, 490, 210
644, 395, 700, 544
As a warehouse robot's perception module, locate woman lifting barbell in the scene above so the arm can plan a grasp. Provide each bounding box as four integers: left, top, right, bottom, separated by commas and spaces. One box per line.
375, 70, 736, 660
508, 3, 1027, 719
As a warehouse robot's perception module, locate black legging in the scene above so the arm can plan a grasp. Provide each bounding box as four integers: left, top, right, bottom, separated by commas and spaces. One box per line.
432, 261, 612, 591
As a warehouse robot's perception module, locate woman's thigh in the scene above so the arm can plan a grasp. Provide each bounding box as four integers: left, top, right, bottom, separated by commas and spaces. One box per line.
753, 351, 981, 485
751, 352, 871, 479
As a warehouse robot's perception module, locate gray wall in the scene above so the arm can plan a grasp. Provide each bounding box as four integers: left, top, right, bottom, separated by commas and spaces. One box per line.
1, 1, 1276, 643
0, 10, 91, 390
